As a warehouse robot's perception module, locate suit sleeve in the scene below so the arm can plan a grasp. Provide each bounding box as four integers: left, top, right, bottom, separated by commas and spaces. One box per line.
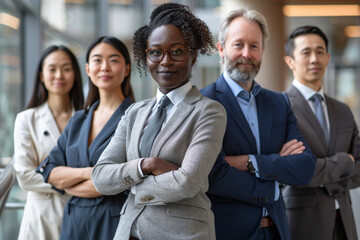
255, 100, 317, 187
13, 112, 55, 193
207, 150, 276, 208
322, 117, 360, 195
134, 102, 227, 205
92, 104, 145, 195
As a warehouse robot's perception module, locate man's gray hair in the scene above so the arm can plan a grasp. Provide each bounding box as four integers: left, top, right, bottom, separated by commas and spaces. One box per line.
218, 8, 269, 47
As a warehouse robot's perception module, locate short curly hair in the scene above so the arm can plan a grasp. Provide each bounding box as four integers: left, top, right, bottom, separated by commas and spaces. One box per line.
132, 2, 215, 75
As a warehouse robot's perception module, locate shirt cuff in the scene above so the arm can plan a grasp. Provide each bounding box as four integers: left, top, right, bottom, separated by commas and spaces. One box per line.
137, 158, 148, 178
249, 155, 260, 178
274, 181, 279, 201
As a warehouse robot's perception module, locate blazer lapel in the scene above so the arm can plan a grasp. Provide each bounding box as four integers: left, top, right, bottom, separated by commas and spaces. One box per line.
89, 98, 133, 156
36, 102, 61, 141
132, 98, 157, 158
256, 91, 273, 154
325, 95, 336, 153
287, 86, 328, 149
151, 87, 198, 157
79, 102, 97, 165
215, 76, 257, 152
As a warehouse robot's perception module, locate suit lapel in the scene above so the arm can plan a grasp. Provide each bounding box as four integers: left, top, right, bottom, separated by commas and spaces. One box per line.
287, 86, 328, 149
88, 100, 129, 162
80, 102, 97, 165
36, 102, 61, 141
215, 76, 257, 152
132, 98, 156, 157
151, 87, 199, 157
256, 91, 273, 154
325, 95, 336, 153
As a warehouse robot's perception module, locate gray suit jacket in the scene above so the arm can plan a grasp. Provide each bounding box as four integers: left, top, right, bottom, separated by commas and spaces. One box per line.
282, 85, 360, 240
92, 87, 226, 240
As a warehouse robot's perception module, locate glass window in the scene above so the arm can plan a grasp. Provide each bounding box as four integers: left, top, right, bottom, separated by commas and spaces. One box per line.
0, 3, 22, 239
0, 6, 21, 162
41, 0, 97, 98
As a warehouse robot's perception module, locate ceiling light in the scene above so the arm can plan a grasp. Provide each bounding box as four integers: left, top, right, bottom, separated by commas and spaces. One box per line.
283, 5, 360, 17
0, 12, 20, 30
345, 26, 360, 38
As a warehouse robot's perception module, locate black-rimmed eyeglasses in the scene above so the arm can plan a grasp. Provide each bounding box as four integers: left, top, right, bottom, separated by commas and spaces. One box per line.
145, 47, 192, 63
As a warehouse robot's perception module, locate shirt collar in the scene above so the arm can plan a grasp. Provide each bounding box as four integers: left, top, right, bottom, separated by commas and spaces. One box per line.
156, 81, 192, 107
293, 79, 325, 101
223, 71, 261, 99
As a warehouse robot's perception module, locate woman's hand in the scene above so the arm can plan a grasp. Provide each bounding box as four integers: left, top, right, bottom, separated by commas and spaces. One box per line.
141, 157, 179, 176
48, 166, 93, 189
65, 179, 102, 198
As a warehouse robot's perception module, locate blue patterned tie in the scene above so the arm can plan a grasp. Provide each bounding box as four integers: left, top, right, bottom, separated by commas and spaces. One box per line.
311, 94, 329, 146
140, 95, 171, 157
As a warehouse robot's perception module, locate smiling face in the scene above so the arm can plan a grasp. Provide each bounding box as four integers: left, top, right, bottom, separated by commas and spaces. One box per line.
219, 17, 264, 83
41, 50, 75, 97
284, 33, 330, 91
86, 42, 130, 92
146, 24, 196, 94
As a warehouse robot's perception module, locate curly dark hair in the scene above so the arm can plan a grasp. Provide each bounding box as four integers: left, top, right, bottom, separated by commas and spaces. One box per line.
132, 2, 215, 74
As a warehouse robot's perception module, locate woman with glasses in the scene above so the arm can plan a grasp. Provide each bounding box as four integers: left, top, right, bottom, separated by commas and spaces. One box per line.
13, 45, 84, 240
36, 36, 134, 240
92, 3, 226, 240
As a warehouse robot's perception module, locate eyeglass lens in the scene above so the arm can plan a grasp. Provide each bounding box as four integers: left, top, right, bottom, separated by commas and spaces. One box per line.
147, 47, 187, 62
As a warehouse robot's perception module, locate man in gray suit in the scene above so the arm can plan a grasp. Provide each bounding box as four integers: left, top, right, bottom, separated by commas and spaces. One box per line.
282, 25, 360, 240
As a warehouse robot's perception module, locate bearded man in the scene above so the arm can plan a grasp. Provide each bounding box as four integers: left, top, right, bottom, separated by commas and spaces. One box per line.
201, 8, 317, 240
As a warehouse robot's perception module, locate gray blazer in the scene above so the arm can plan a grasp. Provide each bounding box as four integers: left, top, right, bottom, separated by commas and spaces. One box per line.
92, 87, 226, 240
282, 85, 360, 240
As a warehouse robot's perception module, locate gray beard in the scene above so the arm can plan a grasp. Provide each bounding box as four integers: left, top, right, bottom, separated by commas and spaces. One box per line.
224, 55, 261, 84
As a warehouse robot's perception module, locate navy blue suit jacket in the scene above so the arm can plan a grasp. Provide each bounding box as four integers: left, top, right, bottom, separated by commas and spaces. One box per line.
201, 74, 316, 240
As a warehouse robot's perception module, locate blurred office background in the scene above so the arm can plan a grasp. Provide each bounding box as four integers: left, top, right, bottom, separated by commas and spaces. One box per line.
0, 0, 359, 239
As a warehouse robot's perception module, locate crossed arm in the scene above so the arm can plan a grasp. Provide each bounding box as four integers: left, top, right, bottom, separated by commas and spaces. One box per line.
48, 166, 101, 198
141, 157, 179, 176
225, 139, 305, 171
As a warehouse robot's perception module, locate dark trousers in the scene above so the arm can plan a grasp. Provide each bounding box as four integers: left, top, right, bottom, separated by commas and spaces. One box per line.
255, 226, 281, 240
334, 211, 348, 240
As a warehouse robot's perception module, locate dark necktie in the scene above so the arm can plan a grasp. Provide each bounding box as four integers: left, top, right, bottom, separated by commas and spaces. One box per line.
311, 93, 329, 146
139, 95, 171, 157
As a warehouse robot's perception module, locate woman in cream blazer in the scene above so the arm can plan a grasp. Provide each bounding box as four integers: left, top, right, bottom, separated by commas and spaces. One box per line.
13, 45, 83, 240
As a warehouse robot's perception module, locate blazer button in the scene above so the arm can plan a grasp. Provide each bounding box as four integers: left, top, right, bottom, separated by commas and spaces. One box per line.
122, 176, 134, 185
44, 130, 49, 136
141, 195, 155, 202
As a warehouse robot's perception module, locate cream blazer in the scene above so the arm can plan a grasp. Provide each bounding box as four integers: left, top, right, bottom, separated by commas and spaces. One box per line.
14, 102, 71, 240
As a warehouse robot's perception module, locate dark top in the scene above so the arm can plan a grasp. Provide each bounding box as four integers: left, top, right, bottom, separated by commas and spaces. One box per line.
37, 97, 132, 213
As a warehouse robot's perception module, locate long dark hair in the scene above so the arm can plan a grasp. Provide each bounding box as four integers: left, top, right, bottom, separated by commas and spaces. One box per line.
26, 45, 84, 110
84, 36, 134, 111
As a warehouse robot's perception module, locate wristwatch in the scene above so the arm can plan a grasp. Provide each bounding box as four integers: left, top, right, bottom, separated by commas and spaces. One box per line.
246, 156, 256, 175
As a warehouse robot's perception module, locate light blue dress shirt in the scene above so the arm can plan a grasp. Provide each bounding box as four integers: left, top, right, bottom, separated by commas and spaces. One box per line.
223, 72, 279, 203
